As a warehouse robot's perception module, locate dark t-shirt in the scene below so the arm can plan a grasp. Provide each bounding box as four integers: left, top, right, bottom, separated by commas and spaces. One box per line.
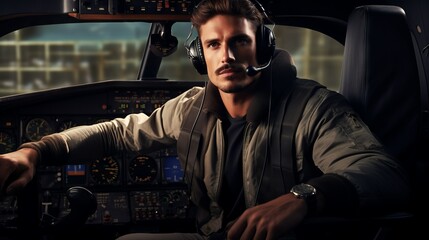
220, 115, 246, 223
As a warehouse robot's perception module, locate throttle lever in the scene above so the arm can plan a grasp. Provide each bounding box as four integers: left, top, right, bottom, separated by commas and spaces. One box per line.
44, 186, 97, 237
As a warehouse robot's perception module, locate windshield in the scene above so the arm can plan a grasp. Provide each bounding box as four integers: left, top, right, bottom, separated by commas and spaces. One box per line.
0, 22, 343, 97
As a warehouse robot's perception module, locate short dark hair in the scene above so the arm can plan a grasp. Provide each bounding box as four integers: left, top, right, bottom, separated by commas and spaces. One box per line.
191, 0, 264, 32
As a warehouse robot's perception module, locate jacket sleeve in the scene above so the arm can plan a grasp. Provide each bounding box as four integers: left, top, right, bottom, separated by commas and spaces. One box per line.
19, 86, 204, 165
298, 88, 411, 216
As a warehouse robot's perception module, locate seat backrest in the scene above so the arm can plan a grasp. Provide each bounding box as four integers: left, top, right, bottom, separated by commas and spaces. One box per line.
339, 5, 421, 172
339, 6, 429, 228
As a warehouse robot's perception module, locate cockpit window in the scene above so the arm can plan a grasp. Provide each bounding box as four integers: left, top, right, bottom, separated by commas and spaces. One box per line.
274, 25, 344, 91
0, 22, 343, 97
0, 22, 151, 97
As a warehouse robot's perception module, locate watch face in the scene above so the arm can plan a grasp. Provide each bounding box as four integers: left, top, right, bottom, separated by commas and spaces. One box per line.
291, 183, 316, 198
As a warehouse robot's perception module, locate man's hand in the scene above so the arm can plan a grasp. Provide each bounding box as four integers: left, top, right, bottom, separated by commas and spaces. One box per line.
0, 148, 38, 195
227, 193, 307, 240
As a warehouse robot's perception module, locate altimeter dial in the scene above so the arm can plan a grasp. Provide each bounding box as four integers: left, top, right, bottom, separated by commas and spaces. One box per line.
90, 156, 120, 185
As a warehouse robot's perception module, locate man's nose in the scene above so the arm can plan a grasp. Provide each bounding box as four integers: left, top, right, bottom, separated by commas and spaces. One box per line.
221, 45, 235, 63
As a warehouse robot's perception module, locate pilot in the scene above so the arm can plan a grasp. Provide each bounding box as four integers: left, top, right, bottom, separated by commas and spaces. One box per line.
0, 0, 410, 239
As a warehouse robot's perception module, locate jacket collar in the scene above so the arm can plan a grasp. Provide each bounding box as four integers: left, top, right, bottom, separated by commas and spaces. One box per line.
202, 49, 297, 123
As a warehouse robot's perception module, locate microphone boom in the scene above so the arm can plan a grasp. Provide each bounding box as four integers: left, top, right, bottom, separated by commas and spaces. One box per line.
246, 59, 272, 76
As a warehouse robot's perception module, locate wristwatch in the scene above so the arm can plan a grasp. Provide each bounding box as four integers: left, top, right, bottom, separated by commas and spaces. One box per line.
290, 183, 317, 216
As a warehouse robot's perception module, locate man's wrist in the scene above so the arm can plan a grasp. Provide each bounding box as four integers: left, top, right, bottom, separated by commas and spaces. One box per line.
17, 147, 40, 167
290, 183, 317, 216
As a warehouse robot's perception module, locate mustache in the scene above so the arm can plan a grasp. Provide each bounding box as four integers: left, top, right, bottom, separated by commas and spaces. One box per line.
215, 63, 247, 75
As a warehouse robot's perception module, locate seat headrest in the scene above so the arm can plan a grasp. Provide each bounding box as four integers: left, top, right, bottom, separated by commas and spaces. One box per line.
268, 48, 297, 79
339, 5, 421, 162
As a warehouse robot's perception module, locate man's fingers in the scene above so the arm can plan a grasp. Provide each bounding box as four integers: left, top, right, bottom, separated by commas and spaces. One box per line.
6, 175, 31, 195
239, 225, 257, 240
253, 227, 268, 240
0, 158, 14, 195
227, 215, 247, 240
0, 149, 37, 196
3, 166, 33, 195
6, 180, 20, 195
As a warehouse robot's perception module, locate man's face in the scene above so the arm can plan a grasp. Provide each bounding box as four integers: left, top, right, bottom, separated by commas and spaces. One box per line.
199, 15, 259, 94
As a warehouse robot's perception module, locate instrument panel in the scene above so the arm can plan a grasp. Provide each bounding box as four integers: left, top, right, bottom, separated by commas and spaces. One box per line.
0, 80, 204, 235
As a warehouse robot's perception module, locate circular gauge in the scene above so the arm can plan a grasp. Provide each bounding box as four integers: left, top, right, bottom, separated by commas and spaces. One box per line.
90, 156, 120, 185
58, 120, 78, 132
128, 155, 158, 184
0, 131, 17, 154
25, 118, 54, 141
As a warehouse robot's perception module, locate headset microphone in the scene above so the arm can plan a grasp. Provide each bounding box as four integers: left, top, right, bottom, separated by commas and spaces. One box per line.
246, 59, 272, 76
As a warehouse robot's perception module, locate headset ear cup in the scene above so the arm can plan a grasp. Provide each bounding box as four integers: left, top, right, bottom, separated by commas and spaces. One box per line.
187, 37, 207, 75
256, 25, 276, 65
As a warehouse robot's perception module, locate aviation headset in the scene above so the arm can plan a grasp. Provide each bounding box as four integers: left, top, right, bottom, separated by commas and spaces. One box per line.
186, 0, 276, 75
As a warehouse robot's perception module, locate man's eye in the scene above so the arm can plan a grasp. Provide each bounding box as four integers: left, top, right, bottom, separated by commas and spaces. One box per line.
236, 38, 250, 46
207, 42, 220, 48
